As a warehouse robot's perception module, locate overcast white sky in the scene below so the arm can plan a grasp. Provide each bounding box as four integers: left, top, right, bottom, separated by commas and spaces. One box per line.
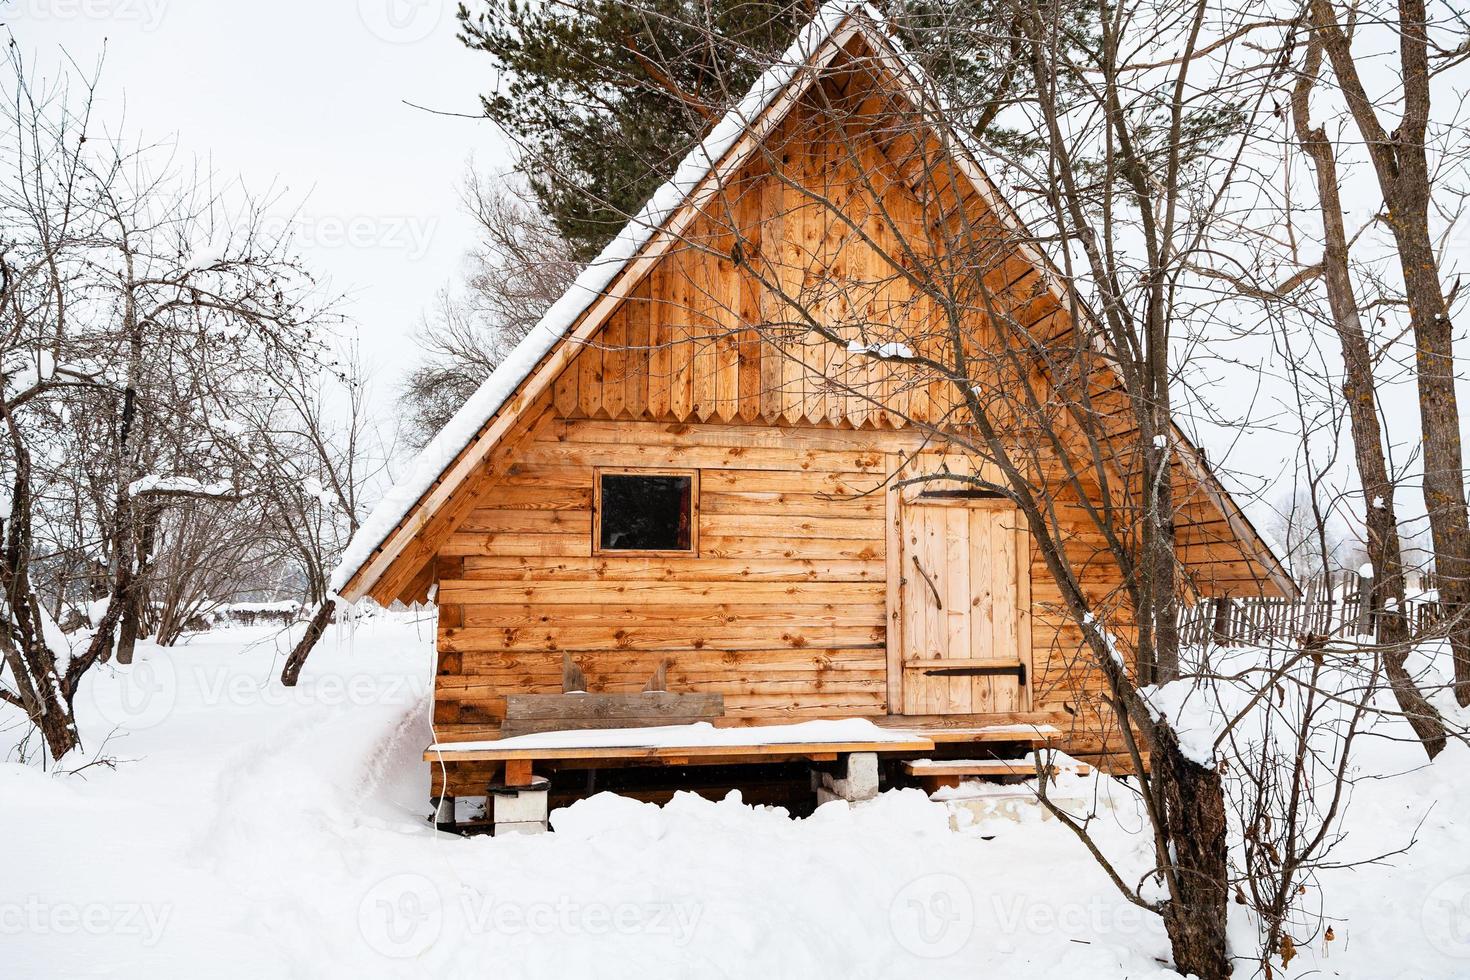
6, 0, 513, 390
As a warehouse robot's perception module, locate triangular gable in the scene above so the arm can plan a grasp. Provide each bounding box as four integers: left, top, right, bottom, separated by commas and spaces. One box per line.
334, 0, 1294, 603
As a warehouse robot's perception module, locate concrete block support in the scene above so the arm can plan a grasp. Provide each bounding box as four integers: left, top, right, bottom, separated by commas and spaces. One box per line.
432, 795, 456, 831
489, 776, 550, 835
814, 752, 880, 803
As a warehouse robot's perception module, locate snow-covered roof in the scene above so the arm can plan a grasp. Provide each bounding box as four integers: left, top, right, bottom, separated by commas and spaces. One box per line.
332, 0, 877, 598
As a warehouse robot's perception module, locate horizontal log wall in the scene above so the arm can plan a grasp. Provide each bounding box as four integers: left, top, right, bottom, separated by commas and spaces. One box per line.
431, 415, 1128, 764
434, 418, 899, 741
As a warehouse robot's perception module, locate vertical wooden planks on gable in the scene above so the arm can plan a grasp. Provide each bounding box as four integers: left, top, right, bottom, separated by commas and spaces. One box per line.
648, 263, 672, 418
712, 215, 741, 422
825, 128, 857, 428
780, 140, 808, 425
799, 128, 827, 427
736, 171, 764, 422
602, 307, 627, 419
554, 349, 579, 417
669, 245, 694, 420
691, 217, 719, 422
758, 160, 787, 421
863, 138, 896, 428
578, 317, 604, 418
624, 276, 650, 417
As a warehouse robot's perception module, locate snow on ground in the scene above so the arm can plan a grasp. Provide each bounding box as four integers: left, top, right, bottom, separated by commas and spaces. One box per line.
3, 614, 1470, 978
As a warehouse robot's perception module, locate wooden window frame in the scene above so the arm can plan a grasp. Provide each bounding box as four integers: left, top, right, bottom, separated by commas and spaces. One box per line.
591, 467, 701, 557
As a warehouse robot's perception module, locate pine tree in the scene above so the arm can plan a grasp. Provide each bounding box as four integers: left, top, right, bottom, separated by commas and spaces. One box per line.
457, 0, 1080, 258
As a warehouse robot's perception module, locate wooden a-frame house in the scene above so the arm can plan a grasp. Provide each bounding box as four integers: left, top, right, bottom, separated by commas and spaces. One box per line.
331, 1, 1291, 830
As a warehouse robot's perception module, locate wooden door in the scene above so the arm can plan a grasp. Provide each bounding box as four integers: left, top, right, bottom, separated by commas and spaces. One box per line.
898, 497, 1031, 714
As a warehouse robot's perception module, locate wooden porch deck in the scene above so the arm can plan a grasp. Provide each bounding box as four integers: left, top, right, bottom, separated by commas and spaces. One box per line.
423, 710, 1078, 830
424, 710, 1069, 787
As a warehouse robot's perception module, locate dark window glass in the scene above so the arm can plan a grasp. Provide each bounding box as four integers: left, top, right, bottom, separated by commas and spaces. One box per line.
599, 474, 693, 551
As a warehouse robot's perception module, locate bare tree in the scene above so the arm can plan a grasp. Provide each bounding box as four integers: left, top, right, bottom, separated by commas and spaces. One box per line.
1303, 0, 1470, 703
0, 49, 339, 760
398, 169, 575, 447
140, 499, 279, 645
1281, 25, 1449, 754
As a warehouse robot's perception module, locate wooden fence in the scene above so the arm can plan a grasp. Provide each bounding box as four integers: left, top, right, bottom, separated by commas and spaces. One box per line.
1179, 572, 1444, 647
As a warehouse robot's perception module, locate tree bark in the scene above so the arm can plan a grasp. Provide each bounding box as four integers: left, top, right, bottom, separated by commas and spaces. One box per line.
1291, 35, 1448, 757
114, 506, 159, 665
1155, 732, 1231, 980
115, 583, 142, 665
1384, 653, 1448, 756
280, 599, 336, 686
1311, 0, 1470, 703
0, 410, 83, 760
1398, 230, 1470, 704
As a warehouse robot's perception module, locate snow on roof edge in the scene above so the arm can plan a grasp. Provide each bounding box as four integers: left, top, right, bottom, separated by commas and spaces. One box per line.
330, 0, 874, 597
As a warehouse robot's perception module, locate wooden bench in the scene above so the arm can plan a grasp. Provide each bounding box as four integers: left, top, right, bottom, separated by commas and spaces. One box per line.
499, 692, 724, 737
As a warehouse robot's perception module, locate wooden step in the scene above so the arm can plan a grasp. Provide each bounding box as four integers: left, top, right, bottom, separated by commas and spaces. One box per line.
903, 756, 1091, 792
925, 724, 1062, 744
903, 758, 1092, 778
872, 713, 1067, 746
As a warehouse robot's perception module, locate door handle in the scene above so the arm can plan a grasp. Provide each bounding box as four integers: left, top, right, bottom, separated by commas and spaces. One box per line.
910, 554, 943, 610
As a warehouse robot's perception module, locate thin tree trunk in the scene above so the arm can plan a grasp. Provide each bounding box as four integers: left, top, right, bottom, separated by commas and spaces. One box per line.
1292, 30, 1449, 756
1398, 228, 1470, 704
114, 506, 158, 665
281, 598, 336, 686
1311, 0, 1470, 703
